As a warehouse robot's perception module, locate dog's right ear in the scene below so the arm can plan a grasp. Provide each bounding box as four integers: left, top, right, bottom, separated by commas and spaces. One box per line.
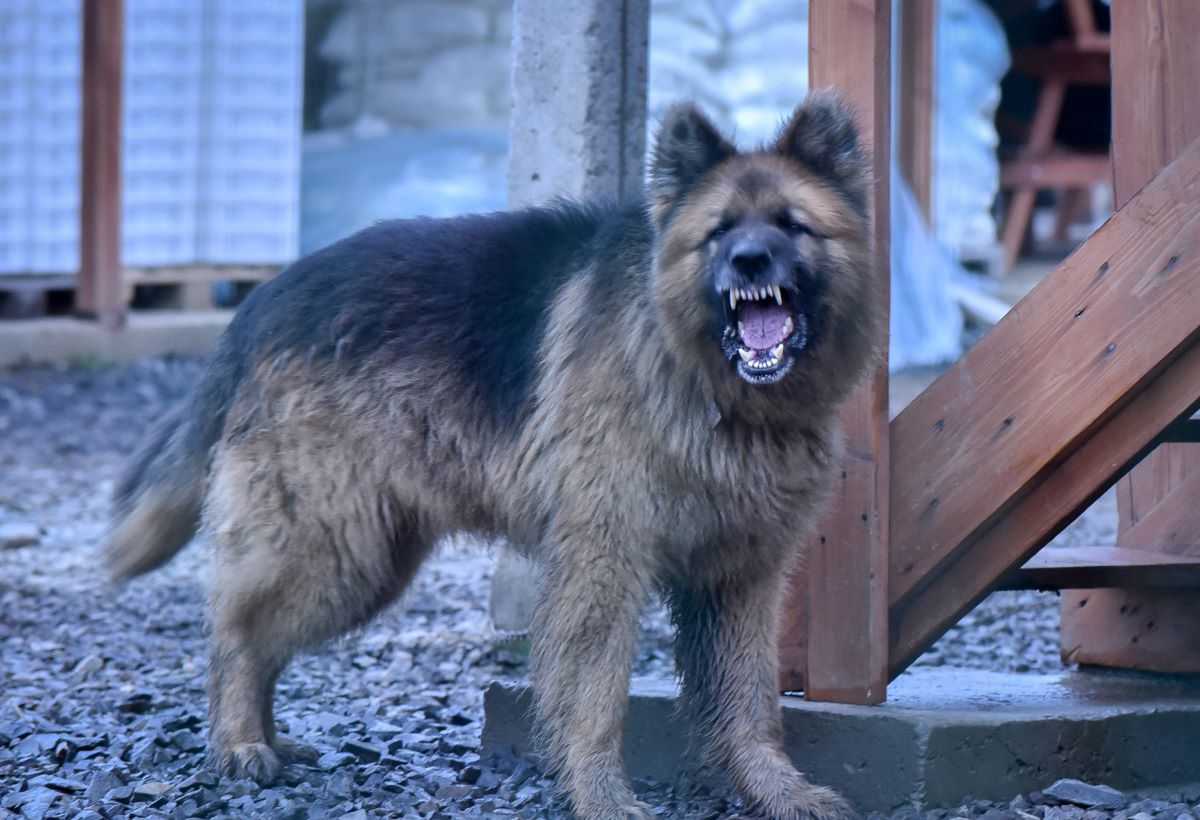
649, 103, 735, 226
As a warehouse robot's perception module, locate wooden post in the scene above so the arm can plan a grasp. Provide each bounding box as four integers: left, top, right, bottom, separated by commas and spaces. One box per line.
898, 0, 934, 221
77, 0, 125, 329
1060, 0, 1200, 672
778, 0, 891, 704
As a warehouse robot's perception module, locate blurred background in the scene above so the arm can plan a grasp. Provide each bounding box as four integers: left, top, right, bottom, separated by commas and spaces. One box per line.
0, 0, 1115, 374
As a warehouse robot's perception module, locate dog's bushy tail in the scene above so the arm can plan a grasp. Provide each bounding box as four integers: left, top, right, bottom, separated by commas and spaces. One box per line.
105, 403, 210, 579
105, 339, 244, 579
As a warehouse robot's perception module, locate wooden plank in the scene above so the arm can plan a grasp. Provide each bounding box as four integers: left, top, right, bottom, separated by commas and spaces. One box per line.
1110, 0, 1200, 534
999, 152, 1110, 189
1004, 546, 1200, 591
1009, 46, 1110, 84
1063, 0, 1200, 674
777, 0, 890, 704
898, 0, 934, 221
1062, 589, 1200, 672
1121, 455, 1200, 554
1117, 445, 1200, 533
887, 136, 1200, 674
1109, 0, 1200, 212
76, 0, 125, 330
891, 332, 1200, 673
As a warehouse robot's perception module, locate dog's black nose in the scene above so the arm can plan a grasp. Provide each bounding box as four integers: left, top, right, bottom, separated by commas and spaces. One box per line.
729, 240, 772, 278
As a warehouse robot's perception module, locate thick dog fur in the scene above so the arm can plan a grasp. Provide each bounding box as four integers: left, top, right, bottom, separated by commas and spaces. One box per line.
106, 92, 877, 820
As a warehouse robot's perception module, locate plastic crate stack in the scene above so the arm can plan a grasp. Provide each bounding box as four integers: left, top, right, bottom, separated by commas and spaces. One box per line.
198, 0, 302, 265
0, 0, 302, 276
0, 0, 80, 275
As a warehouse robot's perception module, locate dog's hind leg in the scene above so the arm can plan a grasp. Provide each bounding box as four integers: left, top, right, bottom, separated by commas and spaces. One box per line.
668, 567, 852, 820
531, 533, 653, 820
203, 445, 426, 784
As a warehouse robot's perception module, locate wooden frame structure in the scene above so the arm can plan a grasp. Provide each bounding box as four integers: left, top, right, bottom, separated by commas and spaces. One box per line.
783, 0, 1200, 702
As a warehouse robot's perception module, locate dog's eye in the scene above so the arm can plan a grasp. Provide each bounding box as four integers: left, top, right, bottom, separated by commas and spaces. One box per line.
777, 213, 810, 236
708, 219, 734, 242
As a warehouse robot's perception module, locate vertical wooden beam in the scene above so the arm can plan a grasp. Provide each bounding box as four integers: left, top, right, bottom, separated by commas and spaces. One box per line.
898, 0, 935, 221
778, 0, 891, 703
1062, 0, 1200, 672
77, 0, 125, 329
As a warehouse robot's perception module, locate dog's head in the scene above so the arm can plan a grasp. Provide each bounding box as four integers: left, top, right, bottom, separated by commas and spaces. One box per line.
649, 92, 877, 404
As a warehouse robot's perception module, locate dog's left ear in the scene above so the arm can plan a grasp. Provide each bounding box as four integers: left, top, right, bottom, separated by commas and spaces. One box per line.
774, 89, 869, 207
649, 103, 736, 225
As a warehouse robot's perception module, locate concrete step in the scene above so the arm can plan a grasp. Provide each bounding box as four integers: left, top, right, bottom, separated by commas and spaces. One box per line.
482, 666, 1200, 811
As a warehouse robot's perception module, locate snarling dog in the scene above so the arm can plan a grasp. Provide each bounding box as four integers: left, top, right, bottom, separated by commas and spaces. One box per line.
106, 92, 877, 819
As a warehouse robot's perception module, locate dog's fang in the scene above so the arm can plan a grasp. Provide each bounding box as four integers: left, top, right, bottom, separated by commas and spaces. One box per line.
772, 285, 782, 305
729, 291, 738, 310
771, 343, 784, 359
738, 347, 754, 363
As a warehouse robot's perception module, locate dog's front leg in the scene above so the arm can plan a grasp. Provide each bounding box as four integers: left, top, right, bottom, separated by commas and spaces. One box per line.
668, 567, 853, 820
530, 534, 652, 820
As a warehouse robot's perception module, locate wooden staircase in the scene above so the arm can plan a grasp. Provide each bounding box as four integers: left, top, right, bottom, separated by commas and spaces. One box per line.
780, 0, 1200, 702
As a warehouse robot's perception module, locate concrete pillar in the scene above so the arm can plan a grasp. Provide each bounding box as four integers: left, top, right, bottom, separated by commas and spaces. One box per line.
490, 0, 649, 635
506, 0, 649, 207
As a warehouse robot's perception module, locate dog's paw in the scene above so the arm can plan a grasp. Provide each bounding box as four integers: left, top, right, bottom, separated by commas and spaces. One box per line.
767, 782, 856, 820
273, 734, 319, 766
217, 742, 282, 785
572, 798, 654, 820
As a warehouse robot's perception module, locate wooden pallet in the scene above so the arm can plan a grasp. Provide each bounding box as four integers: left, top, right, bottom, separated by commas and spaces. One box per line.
0, 264, 276, 318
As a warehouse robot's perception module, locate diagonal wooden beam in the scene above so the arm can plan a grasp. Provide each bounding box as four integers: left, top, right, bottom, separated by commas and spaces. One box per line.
1120, 461, 1200, 554
887, 135, 1200, 675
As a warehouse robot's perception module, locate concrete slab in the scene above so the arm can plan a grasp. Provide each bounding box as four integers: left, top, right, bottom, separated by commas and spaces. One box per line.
0, 311, 230, 367
482, 667, 1200, 811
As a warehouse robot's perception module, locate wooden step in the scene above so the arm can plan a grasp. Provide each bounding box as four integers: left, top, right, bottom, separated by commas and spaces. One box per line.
1001, 546, 1200, 591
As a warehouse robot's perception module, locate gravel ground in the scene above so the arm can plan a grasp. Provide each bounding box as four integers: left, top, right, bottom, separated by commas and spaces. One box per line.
1, 357, 1192, 819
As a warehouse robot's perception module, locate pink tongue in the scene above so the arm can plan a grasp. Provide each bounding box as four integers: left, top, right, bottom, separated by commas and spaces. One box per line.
738, 302, 791, 350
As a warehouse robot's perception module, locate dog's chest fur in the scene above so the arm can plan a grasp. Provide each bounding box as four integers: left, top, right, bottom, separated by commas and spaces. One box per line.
498, 328, 842, 578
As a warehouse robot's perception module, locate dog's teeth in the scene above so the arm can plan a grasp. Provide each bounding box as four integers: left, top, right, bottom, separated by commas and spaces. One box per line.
738, 347, 754, 364
729, 291, 738, 309
771, 343, 784, 360
783, 315, 794, 335
772, 286, 782, 304
737, 321, 746, 339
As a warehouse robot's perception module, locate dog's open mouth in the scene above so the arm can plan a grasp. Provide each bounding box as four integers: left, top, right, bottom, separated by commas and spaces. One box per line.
721, 286, 808, 385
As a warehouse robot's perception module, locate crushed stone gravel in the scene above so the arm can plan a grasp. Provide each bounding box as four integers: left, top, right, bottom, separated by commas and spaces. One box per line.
1, 357, 1192, 819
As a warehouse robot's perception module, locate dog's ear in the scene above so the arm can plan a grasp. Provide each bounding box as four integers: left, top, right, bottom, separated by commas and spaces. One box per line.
649, 103, 736, 224
774, 89, 869, 207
